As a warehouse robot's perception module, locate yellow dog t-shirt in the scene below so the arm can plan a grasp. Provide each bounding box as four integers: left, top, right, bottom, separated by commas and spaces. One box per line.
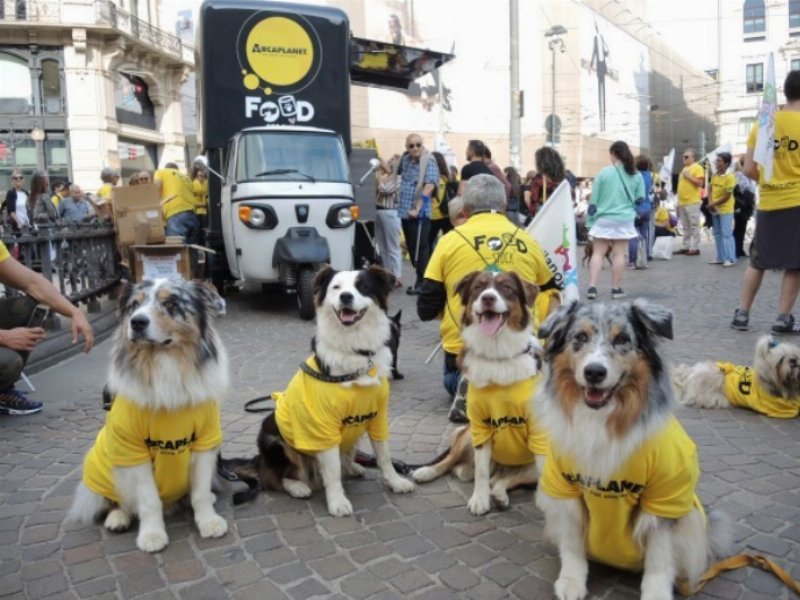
82, 396, 223, 505
274, 356, 390, 454
717, 362, 799, 418
540, 416, 703, 572
466, 376, 549, 465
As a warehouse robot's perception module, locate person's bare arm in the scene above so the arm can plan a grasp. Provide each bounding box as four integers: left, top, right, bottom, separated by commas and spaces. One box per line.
0, 258, 94, 352
10, 212, 22, 229
743, 147, 760, 181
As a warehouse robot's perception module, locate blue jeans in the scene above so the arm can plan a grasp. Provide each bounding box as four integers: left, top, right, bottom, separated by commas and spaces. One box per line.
443, 352, 460, 397
712, 212, 735, 263
165, 210, 201, 245
628, 217, 650, 264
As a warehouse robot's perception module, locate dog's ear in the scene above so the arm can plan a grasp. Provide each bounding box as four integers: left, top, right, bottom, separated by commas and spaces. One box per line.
630, 300, 673, 340
520, 278, 539, 308
366, 264, 395, 299
192, 281, 223, 318
313, 265, 337, 307
391, 310, 402, 325
454, 271, 481, 307
539, 301, 579, 358
117, 281, 134, 315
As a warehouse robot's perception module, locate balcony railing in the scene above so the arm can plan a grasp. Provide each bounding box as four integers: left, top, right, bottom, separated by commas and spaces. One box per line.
0, 0, 191, 64
94, 0, 182, 57
1, 222, 121, 308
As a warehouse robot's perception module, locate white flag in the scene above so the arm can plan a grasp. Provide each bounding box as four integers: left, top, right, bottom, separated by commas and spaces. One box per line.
659, 148, 675, 193
703, 142, 733, 166
754, 53, 777, 182
526, 181, 579, 303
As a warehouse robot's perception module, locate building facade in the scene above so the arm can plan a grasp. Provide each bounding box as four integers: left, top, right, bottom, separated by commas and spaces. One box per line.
0, 0, 192, 196
717, 0, 800, 156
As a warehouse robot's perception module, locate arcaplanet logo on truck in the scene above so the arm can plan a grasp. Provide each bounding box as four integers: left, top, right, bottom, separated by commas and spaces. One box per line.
237, 14, 322, 95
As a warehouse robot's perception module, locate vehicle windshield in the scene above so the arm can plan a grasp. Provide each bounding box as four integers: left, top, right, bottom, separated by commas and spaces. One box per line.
235, 131, 349, 184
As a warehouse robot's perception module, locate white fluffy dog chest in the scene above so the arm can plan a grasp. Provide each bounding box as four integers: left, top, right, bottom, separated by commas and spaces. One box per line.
461, 329, 540, 387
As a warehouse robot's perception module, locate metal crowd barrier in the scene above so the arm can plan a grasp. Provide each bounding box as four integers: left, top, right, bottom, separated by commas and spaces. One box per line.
1, 221, 121, 311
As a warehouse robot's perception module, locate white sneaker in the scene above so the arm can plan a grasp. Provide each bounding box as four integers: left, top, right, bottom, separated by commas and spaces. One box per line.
723, 261, 736, 267
708, 260, 723, 265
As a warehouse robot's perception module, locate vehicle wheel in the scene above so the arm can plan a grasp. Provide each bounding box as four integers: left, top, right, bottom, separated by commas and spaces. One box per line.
297, 267, 316, 320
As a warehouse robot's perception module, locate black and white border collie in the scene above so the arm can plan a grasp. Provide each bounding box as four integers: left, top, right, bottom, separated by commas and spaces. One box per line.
67, 279, 229, 553
223, 265, 414, 517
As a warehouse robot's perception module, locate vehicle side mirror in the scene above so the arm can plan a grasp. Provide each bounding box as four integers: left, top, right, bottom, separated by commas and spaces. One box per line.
358, 158, 382, 186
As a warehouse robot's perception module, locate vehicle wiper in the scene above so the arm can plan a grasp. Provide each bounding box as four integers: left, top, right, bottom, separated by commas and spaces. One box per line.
254, 169, 316, 182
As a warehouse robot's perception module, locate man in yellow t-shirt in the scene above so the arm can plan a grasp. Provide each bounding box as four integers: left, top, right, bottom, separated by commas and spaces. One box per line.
418, 174, 557, 422
274, 356, 390, 453
539, 416, 703, 572
0, 240, 94, 415
154, 162, 201, 245
82, 395, 223, 505
675, 148, 705, 255
717, 362, 799, 418
94, 167, 120, 221
732, 70, 800, 334
708, 152, 737, 266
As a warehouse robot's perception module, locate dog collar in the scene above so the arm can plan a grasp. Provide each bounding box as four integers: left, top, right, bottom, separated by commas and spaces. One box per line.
302, 351, 378, 384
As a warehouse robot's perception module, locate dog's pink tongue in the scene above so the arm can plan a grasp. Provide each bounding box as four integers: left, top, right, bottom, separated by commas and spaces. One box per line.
478, 312, 504, 336
584, 388, 607, 407
340, 309, 356, 323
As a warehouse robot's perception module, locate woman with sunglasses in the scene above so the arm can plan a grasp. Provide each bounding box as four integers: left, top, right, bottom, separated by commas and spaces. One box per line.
4, 171, 30, 231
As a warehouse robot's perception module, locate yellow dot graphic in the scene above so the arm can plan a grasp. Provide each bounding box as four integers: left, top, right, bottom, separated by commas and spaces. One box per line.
243, 73, 259, 90
263, 87, 272, 95
241, 69, 247, 75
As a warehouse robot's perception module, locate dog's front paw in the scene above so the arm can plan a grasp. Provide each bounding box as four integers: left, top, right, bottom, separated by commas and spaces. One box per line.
104, 508, 131, 532
554, 576, 588, 600
386, 475, 414, 494
467, 492, 492, 516
641, 575, 674, 600
392, 370, 405, 380
137, 528, 168, 553
326, 494, 353, 518
197, 514, 228, 539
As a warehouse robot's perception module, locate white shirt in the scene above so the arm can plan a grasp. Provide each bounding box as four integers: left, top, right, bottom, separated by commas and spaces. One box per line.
13, 190, 29, 227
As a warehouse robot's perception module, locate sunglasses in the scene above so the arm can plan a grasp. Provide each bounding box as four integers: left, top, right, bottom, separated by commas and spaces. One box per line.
12, 176, 23, 180
407, 143, 422, 149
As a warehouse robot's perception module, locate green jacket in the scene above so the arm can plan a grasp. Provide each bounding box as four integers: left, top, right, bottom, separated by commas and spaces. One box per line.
588, 164, 643, 227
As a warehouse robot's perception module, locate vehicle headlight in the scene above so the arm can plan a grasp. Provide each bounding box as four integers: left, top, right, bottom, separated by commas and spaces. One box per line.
336, 206, 353, 226
249, 208, 266, 227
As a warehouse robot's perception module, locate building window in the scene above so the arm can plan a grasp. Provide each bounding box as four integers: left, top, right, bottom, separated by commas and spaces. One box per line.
118, 138, 159, 180
115, 73, 157, 130
744, 0, 766, 34
738, 117, 757, 136
746, 63, 764, 93
792, 59, 800, 72
0, 52, 32, 114
40, 59, 63, 115
792, 0, 800, 28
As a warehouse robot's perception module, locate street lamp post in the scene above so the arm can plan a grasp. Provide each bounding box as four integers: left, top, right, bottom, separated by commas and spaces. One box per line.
545, 25, 566, 146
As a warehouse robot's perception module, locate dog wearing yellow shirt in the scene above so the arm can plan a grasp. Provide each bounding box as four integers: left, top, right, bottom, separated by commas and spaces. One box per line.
222, 266, 414, 517
535, 301, 729, 600
412, 271, 548, 515
675, 335, 800, 418
66, 279, 229, 553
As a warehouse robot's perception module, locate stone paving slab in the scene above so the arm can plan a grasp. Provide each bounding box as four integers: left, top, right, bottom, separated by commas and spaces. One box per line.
0, 241, 798, 599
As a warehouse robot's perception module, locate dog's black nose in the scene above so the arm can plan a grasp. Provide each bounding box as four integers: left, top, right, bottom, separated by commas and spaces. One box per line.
339, 292, 354, 305
130, 315, 150, 332
481, 294, 496, 307
583, 363, 607, 385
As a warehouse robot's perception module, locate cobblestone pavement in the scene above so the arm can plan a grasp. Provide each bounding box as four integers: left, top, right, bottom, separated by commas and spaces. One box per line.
1, 240, 799, 600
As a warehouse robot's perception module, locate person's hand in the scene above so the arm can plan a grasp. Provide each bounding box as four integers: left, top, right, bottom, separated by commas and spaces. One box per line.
0, 327, 45, 352
407, 207, 419, 219
70, 310, 94, 353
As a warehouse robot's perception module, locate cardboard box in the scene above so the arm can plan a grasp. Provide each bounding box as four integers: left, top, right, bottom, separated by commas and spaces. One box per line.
113, 183, 165, 246
130, 244, 215, 282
